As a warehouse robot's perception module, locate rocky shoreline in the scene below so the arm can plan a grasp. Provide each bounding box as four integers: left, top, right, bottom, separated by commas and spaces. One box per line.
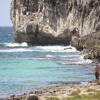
71, 32, 100, 61
2, 82, 100, 100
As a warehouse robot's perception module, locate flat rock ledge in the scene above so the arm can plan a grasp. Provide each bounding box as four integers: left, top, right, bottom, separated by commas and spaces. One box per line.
1, 83, 100, 100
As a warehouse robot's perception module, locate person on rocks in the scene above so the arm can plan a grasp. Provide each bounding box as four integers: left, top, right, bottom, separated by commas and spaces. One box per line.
94, 64, 100, 84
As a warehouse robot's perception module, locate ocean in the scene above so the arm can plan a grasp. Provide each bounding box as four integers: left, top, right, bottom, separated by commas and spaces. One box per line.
0, 27, 94, 97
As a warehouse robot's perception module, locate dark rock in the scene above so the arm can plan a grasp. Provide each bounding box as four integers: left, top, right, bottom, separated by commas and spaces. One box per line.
26, 95, 38, 100
10, 95, 15, 98
23, 93, 27, 95
11, 97, 20, 100
71, 32, 100, 60
34, 91, 40, 94
29, 92, 34, 94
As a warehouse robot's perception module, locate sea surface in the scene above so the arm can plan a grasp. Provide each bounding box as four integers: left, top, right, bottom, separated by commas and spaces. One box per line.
0, 27, 94, 97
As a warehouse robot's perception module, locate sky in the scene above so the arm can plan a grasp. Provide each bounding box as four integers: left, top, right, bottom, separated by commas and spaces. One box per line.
0, 0, 12, 26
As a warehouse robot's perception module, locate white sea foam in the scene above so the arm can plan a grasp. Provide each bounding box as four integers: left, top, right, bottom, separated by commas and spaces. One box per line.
58, 54, 92, 65
80, 82, 89, 85
1, 43, 79, 53
4, 42, 28, 47
0, 45, 92, 65
35, 45, 78, 52
1, 44, 78, 53
59, 61, 92, 65
0, 48, 33, 53
79, 55, 93, 63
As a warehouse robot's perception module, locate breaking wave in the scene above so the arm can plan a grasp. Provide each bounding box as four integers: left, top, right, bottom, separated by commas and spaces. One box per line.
3, 42, 28, 47
0, 45, 78, 53
0, 48, 33, 53
35, 45, 78, 52
58, 55, 92, 65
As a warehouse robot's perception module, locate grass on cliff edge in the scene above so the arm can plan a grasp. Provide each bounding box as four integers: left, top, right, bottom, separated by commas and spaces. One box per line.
46, 93, 100, 100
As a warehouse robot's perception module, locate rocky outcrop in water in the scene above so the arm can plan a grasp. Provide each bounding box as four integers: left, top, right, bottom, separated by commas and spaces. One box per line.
71, 31, 100, 60
11, 0, 100, 45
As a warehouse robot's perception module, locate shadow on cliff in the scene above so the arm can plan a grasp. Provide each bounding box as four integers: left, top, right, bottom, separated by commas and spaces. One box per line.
14, 30, 72, 46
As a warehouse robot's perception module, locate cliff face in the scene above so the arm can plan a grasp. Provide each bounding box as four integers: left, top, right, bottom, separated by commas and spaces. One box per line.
11, 0, 100, 45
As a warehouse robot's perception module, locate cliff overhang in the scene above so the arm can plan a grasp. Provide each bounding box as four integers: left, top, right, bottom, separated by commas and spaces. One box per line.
11, 0, 100, 45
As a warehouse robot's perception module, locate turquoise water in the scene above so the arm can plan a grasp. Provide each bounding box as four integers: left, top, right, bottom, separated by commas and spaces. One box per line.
0, 27, 94, 97
0, 47, 94, 97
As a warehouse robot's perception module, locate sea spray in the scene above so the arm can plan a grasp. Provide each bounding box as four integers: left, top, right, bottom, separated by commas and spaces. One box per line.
4, 42, 28, 47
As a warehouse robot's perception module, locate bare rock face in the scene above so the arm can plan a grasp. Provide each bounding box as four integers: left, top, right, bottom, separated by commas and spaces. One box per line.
10, 0, 100, 45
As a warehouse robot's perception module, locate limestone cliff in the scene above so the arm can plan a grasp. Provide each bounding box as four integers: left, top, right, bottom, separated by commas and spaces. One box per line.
11, 0, 100, 45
